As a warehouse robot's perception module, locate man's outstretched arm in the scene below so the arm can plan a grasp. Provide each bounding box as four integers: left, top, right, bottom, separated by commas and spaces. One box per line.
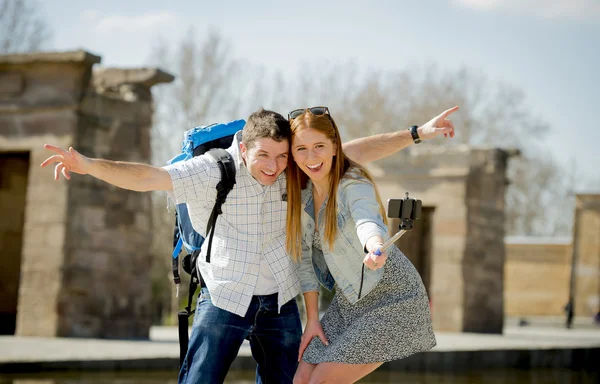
40, 144, 173, 192
343, 106, 458, 164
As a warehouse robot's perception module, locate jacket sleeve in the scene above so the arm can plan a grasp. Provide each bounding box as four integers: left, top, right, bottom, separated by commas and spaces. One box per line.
298, 237, 320, 293
342, 177, 389, 250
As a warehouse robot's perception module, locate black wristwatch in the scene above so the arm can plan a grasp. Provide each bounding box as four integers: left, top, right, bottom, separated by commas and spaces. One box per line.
408, 125, 422, 144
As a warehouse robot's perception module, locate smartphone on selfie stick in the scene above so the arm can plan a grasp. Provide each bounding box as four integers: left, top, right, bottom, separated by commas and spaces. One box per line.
374, 192, 421, 255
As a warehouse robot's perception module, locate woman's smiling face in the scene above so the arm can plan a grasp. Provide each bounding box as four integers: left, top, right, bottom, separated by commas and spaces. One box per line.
291, 127, 336, 184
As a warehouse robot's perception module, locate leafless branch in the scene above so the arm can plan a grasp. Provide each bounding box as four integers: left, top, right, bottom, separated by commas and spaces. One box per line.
0, 0, 51, 54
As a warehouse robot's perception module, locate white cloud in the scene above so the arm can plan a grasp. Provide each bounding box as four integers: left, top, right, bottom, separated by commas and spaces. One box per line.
452, 0, 600, 21
93, 11, 178, 33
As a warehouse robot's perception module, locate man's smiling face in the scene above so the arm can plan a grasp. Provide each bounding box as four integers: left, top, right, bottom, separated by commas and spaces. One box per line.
240, 138, 289, 186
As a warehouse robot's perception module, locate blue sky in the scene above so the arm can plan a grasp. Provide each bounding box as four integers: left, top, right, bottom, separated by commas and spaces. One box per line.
43, 0, 599, 185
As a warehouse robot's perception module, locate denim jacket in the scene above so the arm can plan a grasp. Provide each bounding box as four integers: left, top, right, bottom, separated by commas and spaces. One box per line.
298, 172, 389, 304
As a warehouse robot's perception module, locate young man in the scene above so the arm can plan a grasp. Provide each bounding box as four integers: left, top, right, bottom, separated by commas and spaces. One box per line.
41, 107, 457, 384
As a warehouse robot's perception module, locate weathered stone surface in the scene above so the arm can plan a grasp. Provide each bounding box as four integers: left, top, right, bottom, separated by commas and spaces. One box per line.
461, 149, 509, 333
0, 108, 77, 137
79, 91, 153, 126
0, 50, 173, 338
91, 68, 173, 104
0, 73, 24, 95
15, 268, 62, 337
0, 61, 96, 108
505, 238, 572, 316
572, 194, 600, 317
0, 50, 101, 66
93, 67, 174, 89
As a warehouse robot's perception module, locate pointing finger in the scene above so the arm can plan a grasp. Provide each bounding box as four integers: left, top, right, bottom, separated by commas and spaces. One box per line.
440, 106, 459, 119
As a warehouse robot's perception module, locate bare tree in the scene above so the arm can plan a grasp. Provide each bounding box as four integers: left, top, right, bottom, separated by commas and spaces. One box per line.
150, 29, 247, 163
0, 0, 51, 54
507, 155, 578, 236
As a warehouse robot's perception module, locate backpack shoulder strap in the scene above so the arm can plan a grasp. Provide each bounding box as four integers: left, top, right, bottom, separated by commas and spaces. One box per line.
207, 148, 236, 194
204, 149, 236, 263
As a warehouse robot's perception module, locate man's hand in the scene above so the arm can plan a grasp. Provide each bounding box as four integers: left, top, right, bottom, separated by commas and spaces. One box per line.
298, 318, 328, 361
41, 145, 91, 180
40, 144, 172, 191
418, 106, 459, 141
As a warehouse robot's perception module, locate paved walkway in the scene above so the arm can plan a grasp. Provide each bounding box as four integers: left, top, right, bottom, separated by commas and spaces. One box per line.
1, 318, 599, 372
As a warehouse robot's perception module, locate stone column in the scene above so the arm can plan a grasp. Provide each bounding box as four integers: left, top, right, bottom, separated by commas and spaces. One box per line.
56, 68, 174, 338
572, 194, 600, 318
461, 149, 511, 333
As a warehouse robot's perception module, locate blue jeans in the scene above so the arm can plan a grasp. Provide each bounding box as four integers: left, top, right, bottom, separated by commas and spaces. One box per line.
178, 287, 302, 384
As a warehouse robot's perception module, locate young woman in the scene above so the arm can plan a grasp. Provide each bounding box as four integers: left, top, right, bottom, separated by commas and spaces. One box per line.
286, 107, 437, 383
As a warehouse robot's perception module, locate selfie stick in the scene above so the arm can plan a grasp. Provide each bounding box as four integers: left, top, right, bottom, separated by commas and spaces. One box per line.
373, 192, 421, 256
374, 230, 409, 255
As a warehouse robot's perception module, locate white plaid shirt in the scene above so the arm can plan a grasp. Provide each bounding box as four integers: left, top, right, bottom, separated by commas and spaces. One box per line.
164, 131, 300, 317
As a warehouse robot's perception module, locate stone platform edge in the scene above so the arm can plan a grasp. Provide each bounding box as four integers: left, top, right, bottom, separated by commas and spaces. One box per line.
1, 347, 599, 374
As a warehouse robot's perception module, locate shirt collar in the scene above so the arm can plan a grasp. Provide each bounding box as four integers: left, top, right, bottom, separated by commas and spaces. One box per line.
229, 130, 245, 168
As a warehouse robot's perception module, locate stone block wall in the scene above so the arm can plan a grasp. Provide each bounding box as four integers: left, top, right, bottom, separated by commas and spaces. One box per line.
503, 193, 600, 321
0, 50, 173, 338
504, 238, 572, 316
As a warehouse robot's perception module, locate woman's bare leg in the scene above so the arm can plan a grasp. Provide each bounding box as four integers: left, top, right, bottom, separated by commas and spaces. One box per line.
293, 361, 317, 384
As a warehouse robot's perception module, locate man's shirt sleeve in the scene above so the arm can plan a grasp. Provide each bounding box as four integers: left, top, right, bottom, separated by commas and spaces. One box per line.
163, 156, 216, 205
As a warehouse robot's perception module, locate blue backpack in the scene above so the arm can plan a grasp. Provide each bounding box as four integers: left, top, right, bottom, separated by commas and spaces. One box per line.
167, 119, 244, 367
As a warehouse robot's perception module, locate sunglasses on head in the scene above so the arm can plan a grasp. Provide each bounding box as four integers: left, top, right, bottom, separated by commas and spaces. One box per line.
288, 106, 330, 121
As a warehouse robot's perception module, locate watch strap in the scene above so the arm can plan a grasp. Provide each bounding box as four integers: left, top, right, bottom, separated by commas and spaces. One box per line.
408, 125, 422, 144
